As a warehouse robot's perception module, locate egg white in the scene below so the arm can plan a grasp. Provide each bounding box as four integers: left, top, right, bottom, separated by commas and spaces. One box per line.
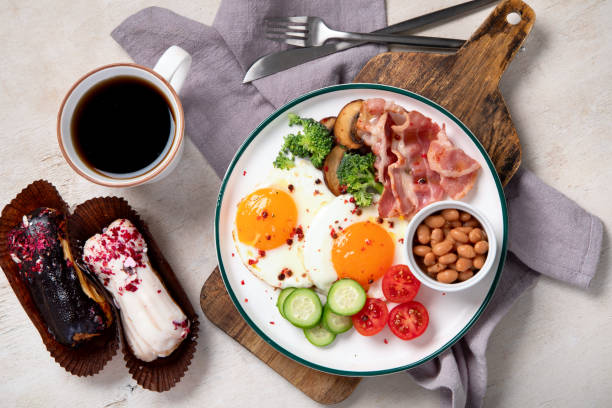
303, 194, 409, 294
233, 159, 335, 288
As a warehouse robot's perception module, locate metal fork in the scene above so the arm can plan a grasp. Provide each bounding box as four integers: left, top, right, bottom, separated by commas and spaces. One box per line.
264, 16, 465, 49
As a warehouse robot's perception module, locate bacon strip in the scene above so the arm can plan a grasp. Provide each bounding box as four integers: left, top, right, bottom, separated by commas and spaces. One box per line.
440, 172, 479, 200
357, 99, 480, 218
427, 129, 480, 177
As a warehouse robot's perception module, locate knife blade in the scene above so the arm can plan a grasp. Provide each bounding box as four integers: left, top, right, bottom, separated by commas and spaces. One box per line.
243, 0, 498, 83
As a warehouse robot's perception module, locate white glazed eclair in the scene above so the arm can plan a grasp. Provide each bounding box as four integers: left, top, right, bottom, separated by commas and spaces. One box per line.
83, 219, 189, 362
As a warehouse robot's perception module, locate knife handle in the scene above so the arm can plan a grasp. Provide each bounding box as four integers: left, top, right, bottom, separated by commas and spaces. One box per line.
375, 0, 498, 35
330, 32, 464, 49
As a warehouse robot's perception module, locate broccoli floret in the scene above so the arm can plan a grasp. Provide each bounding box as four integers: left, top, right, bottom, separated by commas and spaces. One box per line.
273, 113, 333, 170
336, 153, 383, 207
273, 152, 295, 170
283, 133, 310, 158
300, 130, 333, 168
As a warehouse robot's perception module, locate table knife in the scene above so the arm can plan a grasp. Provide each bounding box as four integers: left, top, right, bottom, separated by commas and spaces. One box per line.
243, 0, 498, 83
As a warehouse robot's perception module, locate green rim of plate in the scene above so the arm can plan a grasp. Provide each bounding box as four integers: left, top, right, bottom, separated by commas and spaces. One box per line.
215, 83, 508, 376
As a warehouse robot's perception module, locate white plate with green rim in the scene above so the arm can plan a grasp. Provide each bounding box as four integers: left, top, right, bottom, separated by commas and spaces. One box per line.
215, 83, 507, 376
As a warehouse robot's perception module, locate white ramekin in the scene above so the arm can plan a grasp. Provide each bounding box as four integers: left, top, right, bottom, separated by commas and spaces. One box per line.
405, 200, 498, 292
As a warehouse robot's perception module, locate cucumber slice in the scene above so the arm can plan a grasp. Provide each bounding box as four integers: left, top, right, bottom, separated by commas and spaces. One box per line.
283, 288, 323, 328
276, 287, 296, 318
304, 323, 336, 347
327, 279, 366, 316
322, 305, 353, 334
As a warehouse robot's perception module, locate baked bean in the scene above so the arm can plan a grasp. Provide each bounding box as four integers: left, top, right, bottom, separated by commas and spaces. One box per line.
455, 257, 473, 272
413, 245, 432, 257
463, 219, 480, 228
423, 252, 436, 266
431, 228, 443, 242
427, 263, 445, 273
439, 253, 458, 265
450, 228, 469, 243
460, 211, 472, 222
417, 224, 431, 244
427, 270, 438, 279
443, 227, 451, 238
469, 228, 484, 243
445, 234, 456, 244
448, 262, 457, 270
457, 244, 476, 258
432, 240, 453, 256
437, 269, 458, 284
458, 270, 474, 282
425, 215, 445, 229
441, 209, 460, 221
430, 239, 441, 246
473, 255, 486, 269
474, 240, 489, 254
457, 226, 473, 234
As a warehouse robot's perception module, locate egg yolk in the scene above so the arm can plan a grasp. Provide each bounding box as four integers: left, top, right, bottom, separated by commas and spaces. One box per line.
236, 188, 297, 250
331, 221, 394, 289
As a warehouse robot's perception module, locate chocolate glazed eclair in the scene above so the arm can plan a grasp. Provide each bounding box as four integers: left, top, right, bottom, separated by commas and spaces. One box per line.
8, 207, 112, 346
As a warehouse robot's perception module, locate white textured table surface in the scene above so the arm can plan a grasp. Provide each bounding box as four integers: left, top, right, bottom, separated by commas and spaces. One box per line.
1, 1, 610, 407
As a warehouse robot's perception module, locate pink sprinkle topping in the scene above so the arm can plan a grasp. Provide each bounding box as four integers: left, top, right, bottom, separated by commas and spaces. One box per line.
124, 279, 141, 292
172, 319, 189, 330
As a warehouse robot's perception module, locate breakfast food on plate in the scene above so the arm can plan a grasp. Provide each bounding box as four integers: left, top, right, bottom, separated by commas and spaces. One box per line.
7, 207, 112, 346
233, 159, 335, 288
355, 98, 481, 217
388, 301, 429, 340
412, 209, 489, 284
83, 218, 189, 362
303, 194, 407, 293
273, 113, 334, 170
234, 98, 483, 346
333, 99, 364, 149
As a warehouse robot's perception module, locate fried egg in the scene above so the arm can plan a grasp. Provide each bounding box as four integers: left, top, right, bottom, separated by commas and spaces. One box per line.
233, 159, 335, 288
303, 194, 409, 294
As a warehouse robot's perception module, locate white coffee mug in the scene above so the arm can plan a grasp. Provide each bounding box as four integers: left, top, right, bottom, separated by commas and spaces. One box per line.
57, 46, 191, 187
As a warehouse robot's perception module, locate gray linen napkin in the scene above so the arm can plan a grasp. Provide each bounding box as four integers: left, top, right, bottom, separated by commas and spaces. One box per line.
112, 3, 604, 407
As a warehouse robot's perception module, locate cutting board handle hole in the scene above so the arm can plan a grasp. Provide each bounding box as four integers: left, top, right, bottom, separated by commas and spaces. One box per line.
506, 12, 522, 25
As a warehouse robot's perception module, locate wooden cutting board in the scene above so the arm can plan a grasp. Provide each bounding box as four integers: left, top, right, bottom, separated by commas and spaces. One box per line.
201, 0, 534, 404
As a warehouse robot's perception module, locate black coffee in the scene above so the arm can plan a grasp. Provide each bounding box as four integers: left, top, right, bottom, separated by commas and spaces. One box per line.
71, 76, 175, 176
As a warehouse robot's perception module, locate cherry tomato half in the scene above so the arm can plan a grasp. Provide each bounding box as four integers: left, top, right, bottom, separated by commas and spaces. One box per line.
352, 298, 388, 336
382, 264, 421, 303
388, 301, 429, 340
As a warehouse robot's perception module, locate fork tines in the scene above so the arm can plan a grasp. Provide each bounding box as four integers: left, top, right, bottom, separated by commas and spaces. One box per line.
264, 17, 309, 46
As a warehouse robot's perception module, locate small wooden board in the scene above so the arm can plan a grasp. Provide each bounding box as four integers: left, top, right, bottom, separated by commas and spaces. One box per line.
201, 0, 534, 404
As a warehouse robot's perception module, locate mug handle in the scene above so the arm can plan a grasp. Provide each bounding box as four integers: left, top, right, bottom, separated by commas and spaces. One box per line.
153, 45, 192, 94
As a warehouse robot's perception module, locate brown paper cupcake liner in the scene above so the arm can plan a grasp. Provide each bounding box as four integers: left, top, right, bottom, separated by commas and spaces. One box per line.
68, 196, 199, 392
0, 180, 119, 376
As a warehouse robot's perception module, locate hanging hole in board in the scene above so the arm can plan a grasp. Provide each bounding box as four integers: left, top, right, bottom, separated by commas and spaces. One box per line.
506, 12, 521, 25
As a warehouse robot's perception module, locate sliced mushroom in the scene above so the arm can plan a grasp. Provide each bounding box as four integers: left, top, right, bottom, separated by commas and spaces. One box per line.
323, 145, 346, 196
319, 116, 336, 133
334, 100, 363, 149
